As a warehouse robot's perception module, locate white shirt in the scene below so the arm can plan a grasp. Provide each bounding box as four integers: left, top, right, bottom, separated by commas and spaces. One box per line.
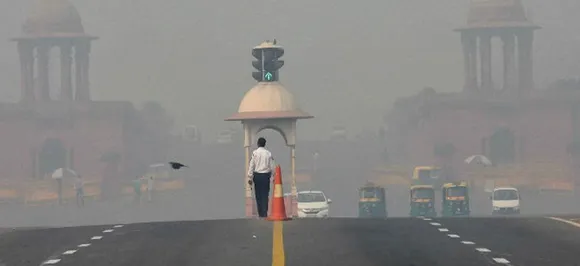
248, 147, 276, 176
147, 177, 154, 191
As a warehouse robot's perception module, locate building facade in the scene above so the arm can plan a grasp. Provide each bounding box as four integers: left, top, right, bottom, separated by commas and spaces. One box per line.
1, 0, 149, 186
385, 0, 580, 183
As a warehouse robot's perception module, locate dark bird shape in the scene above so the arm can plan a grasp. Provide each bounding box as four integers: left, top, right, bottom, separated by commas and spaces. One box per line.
169, 162, 188, 170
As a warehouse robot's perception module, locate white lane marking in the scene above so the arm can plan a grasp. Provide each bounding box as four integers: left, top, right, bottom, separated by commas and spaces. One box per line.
78, 243, 91, 248
91, 236, 103, 240
43, 259, 61, 264
447, 234, 460, 238
438, 228, 449, 232
103, 229, 114, 233
62, 250, 77, 255
547, 217, 580, 228
476, 248, 491, 253
461, 241, 475, 245
423, 218, 432, 221
493, 258, 510, 264
113, 225, 124, 228
430, 222, 441, 226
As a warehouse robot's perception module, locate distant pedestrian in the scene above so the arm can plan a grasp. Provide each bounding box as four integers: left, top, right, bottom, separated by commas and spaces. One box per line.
247, 137, 276, 218
146, 176, 155, 202
132, 176, 142, 204
73, 175, 84, 207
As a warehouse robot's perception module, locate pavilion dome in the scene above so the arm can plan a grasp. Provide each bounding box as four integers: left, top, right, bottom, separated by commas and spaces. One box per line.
226, 82, 312, 121
461, 0, 538, 30
22, 0, 85, 37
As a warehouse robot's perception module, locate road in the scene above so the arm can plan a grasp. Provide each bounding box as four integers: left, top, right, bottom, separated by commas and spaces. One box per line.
1, 217, 580, 266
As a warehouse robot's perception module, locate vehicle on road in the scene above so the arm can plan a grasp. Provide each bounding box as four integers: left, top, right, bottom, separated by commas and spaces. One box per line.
297, 190, 331, 218
409, 185, 436, 217
441, 181, 470, 217
411, 166, 442, 188
358, 182, 387, 218
490, 187, 520, 215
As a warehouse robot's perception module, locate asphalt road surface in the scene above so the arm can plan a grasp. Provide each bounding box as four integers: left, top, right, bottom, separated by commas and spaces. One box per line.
1, 217, 580, 266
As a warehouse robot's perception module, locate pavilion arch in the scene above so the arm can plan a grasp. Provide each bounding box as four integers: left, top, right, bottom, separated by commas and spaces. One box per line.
253, 125, 289, 147
225, 81, 313, 218
244, 120, 296, 148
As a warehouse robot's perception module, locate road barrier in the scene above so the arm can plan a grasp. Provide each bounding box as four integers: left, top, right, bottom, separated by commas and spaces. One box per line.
268, 165, 291, 221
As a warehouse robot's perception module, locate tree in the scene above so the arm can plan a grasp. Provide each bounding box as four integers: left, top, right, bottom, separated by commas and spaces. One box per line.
100, 151, 121, 164
140, 101, 174, 131
433, 142, 456, 159
549, 78, 580, 92
567, 141, 580, 157
433, 142, 456, 181
567, 141, 580, 187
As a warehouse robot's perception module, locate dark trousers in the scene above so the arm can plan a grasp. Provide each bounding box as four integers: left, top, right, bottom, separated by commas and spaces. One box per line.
253, 172, 272, 217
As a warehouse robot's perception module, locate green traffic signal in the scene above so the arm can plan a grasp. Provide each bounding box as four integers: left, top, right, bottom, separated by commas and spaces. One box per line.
264, 72, 273, 81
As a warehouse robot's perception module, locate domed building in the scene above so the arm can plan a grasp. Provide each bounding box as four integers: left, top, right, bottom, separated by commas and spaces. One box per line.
385, 0, 580, 189
0, 0, 153, 200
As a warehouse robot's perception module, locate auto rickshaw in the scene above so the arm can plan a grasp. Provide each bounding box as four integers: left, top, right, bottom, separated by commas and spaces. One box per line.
441, 181, 470, 217
358, 182, 387, 218
409, 185, 436, 217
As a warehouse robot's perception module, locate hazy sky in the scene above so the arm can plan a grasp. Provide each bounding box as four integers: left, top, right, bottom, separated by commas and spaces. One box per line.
1, 0, 580, 141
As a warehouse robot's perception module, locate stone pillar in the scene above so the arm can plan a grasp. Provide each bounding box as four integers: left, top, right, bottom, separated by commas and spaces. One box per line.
74, 41, 91, 101
502, 34, 517, 95
462, 33, 478, 93
517, 30, 534, 97
461, 33, 470, 91
36, 44, 51, 101
479, 34, 493, 91
290, 145, 298, 217
243, 123, 256, 218
60, 44, 73, 101
18, 41, 35, 102
82, 42, 91, 101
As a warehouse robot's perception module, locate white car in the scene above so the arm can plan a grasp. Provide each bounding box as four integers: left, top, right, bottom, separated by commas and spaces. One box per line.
490, 187, 521, 215
296, 190, 331, 218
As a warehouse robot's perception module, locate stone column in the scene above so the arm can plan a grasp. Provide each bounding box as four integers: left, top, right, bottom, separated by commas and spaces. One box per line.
479, 34, 493, 91
517, 30, 534, 97
60, 44, 73, 101
462, 33, 478, 93
461, 33, 470, 91
74, 41, 91, 101
18, 41, 35, 102
502, 34, 517, 95
36, 44, 51, 101
82, 42, 91, 101
243, 123, 256, 218
290, 145, 298, 217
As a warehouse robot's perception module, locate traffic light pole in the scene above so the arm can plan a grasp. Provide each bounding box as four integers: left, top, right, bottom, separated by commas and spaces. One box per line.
261, 49, 265, 82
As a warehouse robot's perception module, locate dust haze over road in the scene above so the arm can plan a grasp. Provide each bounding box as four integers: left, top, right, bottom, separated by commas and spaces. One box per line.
2, 0, 580, 139
2, 0, 580, 265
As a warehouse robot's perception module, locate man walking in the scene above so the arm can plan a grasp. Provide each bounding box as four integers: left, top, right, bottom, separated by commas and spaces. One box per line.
73, 175, 84, 207
248, 137, 276, 218
146, 176, 155, 202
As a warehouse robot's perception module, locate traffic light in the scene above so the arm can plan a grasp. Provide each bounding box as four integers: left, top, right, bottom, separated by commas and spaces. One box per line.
252, 41, 284, 82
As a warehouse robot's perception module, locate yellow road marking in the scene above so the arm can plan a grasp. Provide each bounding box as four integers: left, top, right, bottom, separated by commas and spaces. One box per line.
272, 221, 285, 266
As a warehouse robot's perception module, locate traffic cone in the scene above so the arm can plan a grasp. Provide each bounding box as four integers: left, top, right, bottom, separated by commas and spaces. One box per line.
268, 165, 291, 221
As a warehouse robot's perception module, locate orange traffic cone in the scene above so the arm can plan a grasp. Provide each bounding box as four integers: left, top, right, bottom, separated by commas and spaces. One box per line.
268, 165, 291, 221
